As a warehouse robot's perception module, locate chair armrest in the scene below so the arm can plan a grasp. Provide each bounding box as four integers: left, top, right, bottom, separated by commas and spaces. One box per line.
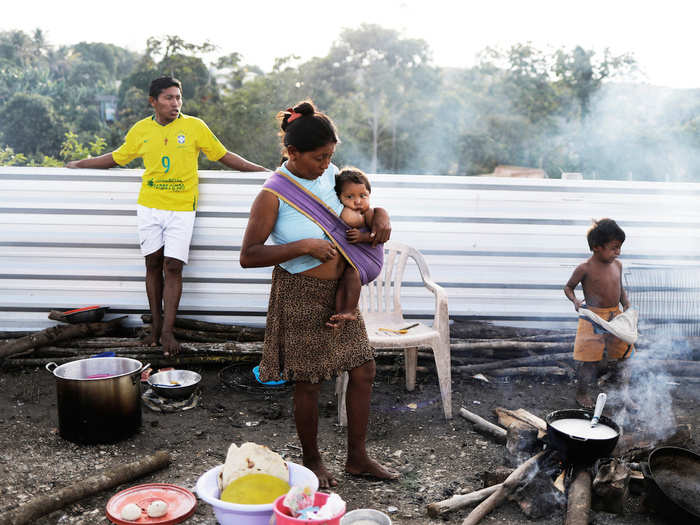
422, 277, 449, 339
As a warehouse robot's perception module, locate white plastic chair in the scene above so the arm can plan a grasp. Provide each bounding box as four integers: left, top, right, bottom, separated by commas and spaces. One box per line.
335, 241, 451, 425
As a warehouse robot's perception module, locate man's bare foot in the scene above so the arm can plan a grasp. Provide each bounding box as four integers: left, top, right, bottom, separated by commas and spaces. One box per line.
142, 333, 160, 347
326, 311, 357, 329
576, 390, 595, 410
160, 331, 181, 357
345, 458, 400, 481
303, 457, 338, 489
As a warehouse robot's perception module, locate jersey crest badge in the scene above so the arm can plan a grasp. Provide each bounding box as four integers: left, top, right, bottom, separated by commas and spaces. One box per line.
177, 134, 186, 144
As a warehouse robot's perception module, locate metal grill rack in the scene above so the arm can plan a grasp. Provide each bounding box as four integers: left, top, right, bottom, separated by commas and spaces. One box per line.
625, 267, 700, 337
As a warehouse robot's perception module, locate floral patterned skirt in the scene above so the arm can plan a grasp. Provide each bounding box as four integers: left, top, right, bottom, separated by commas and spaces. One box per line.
258, 266, 374, 384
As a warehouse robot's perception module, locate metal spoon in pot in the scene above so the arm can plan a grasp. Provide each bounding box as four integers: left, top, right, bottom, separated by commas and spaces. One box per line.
590, 392, 607, 427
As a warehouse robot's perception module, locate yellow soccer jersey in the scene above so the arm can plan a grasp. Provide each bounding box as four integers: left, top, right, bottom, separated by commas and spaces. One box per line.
112, 114, 227, 211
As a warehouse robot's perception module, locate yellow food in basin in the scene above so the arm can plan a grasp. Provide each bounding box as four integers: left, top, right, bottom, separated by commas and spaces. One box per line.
220, 472, 290, 504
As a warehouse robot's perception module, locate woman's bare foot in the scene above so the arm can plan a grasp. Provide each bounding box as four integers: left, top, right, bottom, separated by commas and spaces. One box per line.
326, 311, 357, 329
345, 457, 400, 481
160, 331, 181, 357
304, 457, 338, 489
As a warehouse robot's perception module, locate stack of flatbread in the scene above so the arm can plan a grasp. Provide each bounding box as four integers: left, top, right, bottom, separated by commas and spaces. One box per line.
218, 442, 289, 491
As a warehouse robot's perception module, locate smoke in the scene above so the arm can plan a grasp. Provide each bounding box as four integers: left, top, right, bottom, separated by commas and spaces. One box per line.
406, 67, 700, 179
605, 337, 680, 439
568, 83, 700, 182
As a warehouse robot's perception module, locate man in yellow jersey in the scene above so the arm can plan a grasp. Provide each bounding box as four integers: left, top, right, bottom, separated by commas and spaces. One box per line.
67, 76, 268, 356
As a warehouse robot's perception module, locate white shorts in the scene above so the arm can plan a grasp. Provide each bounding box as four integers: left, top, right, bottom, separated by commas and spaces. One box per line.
136, 204, 196, 263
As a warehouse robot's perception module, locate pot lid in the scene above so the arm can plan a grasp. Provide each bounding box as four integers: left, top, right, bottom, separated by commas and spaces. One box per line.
105, 483, 196, 525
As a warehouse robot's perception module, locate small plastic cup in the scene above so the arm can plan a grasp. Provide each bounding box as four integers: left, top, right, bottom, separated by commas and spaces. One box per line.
273, 492, 345, 525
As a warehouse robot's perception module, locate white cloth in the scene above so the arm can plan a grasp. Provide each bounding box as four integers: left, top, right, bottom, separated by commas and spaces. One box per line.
136, 204, 196, 263
578, 307, 639, 345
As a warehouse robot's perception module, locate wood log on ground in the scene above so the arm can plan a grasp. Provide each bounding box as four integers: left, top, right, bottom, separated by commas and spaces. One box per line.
461, 451, 546, 525
454, 353, 574, 375
565, 467, 592, 525
0, 331, 35, 339
509, 464, 566, 518
481, 466, 514, 488
3, 355, 248, 368
141, 325, 234, 343
142, 314, 265, 341
0, 450, 170, 525
450, 341, 572, 353
0, 317, 126, 360
28, 342, 422, 360
426, 484, 501, 518
592, 458, 630, 514
459, 407, 507, 444
494, 408, 547, 439
55, 337, 151, 348
488, 366, 570, 377
504, 423, 541, 468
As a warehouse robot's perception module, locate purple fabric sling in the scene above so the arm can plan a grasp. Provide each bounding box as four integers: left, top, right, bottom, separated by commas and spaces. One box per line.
262, 171, 383, 285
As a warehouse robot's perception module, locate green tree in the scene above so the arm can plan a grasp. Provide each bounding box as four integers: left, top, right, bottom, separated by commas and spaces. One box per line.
0, 92, 65, 155
322, 24, 438, 173
553, 46, 636, 118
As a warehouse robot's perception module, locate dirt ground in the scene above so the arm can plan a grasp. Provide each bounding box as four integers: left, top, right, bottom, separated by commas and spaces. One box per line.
0, 324, 698, 525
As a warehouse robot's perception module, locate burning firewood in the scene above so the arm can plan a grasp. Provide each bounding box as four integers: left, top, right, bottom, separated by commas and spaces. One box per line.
565, 466, 592, 525
505, 423, 541, 467
460, 450, 548, 525
592, 458, 630, 514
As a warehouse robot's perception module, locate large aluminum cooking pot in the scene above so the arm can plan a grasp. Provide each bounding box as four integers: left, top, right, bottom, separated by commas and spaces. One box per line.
46, 357, 148, 444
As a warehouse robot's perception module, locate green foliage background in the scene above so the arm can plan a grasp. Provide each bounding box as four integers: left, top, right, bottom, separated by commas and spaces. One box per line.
1, 26, 698, 180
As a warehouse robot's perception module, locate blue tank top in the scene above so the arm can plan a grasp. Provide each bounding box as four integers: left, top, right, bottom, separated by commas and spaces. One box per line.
270, 162, 344, 274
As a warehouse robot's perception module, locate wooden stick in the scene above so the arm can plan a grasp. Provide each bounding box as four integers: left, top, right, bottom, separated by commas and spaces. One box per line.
459, 407, 507, 444
142, 314, 265, 340
461, 451, 546, 525
0, 317, 126, 359
565, 467, 592, 525
494, 408, 547, 434
3, 355, 245, 368
0, 450, 170, 525
454, 353, 574, 374
427, 484, 501, 518
488, 366, 569, 377
451, 341, 572, 353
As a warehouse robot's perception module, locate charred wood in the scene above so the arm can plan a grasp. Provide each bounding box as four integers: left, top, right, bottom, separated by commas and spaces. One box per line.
461, 451, 547, 525
565, 467, 592, 525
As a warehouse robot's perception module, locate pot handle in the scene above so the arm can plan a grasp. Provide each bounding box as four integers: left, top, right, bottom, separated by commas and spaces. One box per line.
139, 363, 151, 374
45, 362, 57, 373
569, 434, 589, 442
640, 461, 651, 478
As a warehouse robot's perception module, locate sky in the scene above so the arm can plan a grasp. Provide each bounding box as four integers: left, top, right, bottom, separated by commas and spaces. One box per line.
3, 0, 699, 89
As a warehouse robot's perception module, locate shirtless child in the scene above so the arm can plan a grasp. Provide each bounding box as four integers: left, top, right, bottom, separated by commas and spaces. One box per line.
564, 218, 634, 409
326, 167, 379, 328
